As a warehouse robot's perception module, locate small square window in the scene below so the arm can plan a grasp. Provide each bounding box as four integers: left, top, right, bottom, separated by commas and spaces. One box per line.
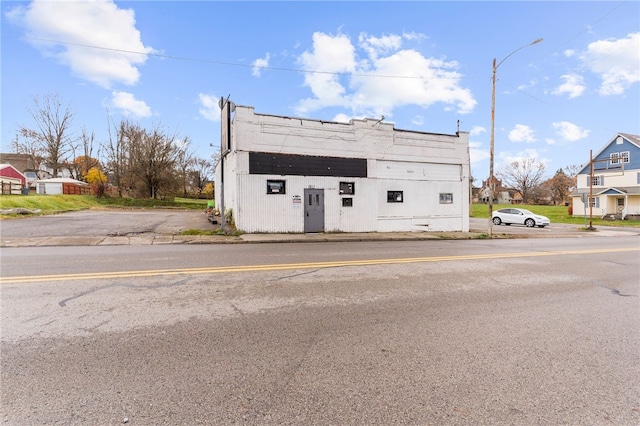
339, 182, 355, 195
387, 191, 403, 203
342, 197, 353, 207
610, 153, 620, 165
267, 180, 286, 194
439, 193, 453, 204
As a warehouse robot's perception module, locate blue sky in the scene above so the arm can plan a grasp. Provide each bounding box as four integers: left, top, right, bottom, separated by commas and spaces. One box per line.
2, 1, 639, 184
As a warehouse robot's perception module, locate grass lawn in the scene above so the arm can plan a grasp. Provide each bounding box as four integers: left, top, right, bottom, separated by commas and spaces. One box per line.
0, 194, 211, 214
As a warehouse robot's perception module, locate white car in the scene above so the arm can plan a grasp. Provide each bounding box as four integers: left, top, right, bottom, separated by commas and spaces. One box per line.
491, 208, 550, 228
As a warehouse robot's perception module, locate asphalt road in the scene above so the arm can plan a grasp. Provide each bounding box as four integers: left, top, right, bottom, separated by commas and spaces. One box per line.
2, 236, 639, 425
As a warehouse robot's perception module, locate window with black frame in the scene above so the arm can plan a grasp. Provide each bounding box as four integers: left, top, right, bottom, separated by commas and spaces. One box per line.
266, 180, 286, 194
387, 191, 403, 203
339, 182, 355, 195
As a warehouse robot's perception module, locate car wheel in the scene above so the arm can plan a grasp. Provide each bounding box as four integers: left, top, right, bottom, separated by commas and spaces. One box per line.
492, 217, 501, 225
525, 218, 535, 227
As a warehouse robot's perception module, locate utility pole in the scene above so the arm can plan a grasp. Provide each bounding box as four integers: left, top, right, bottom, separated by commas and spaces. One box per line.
218, 96, 232, 232
488, 38, 543, 237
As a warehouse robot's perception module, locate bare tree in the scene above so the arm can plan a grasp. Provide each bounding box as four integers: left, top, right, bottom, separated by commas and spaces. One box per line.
175, 137, 195, 197
130, 125, 180, 199
68, 127, 101, 181
104, 118, 135, 197
498, 157, 546, 203
563, 164, 581, 192
12, 130, 45, 171
190, 157, 214, 195
20, 93, 75, 177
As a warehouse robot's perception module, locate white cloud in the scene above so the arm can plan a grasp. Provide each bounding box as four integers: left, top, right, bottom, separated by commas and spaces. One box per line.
469, 126, 486, 136
198, 93, 220, 122
552, 74, 586, 99
332, 113, 352, 123
295, 31, 476, 118
110, 91, 151, 117
358, 32, 403, 61
252, 53, 270, 77
402, 31, 427, 42
6, 0, 155, 89
296, 32, 356, 113
411, 115, 424, 126
516, 79, 539, 91
508, 124, 537, 143
497, 148, 548, 171
564, 49, 576, 58
552, 121, 590, 141
580, 32, 640, 96
469, 140, 489, 165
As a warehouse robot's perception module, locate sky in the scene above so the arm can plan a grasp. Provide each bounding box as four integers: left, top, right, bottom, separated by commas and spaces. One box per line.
1, 0, 639, 185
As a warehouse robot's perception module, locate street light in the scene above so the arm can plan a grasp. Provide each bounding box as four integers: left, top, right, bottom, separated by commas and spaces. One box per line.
488, 37, 543, 237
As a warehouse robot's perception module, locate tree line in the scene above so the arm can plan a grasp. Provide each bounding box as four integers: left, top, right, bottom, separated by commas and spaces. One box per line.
494, 158, 579, 206
12, 93, 216, 199
14, 93, 579, 204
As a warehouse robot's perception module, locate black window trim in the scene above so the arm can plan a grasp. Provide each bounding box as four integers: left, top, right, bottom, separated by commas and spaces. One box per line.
387, 190, 404, 203
266, 179, 286, 194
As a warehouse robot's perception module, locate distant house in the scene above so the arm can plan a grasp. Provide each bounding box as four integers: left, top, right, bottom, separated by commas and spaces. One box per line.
0, 153, 37, 173
571, 133, 640, 220
0, 163, 27, 195
477, 176, 517, 204
36, 178, 91, 195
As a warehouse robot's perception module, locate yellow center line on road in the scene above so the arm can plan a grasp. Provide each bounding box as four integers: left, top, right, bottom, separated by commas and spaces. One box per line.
1, 247, 638, 284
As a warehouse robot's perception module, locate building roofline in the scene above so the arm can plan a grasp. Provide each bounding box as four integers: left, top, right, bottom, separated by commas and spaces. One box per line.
235, 104, 464, 138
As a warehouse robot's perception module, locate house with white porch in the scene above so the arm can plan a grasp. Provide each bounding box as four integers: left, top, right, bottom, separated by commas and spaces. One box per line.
571, 133, 640, 221
214, 103, 470, 233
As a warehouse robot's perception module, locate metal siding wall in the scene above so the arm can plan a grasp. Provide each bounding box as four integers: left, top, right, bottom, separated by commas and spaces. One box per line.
235, 175, 377, 233
376, 160, 461, 181
375, 179, 465, 232
229, 106, 470, 233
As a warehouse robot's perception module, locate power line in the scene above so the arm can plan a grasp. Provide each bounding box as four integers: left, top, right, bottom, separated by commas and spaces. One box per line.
24, 36, 469, 81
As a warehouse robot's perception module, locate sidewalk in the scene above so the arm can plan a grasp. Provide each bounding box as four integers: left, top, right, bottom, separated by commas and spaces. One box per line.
3, 226, 636, 247
0, 230, 482, 247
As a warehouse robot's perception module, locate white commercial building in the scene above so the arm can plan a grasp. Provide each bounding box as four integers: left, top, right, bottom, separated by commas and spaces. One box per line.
215, 104, 470, 233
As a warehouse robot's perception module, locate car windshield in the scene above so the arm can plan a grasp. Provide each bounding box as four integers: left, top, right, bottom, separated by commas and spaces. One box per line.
519, 209, 534, 215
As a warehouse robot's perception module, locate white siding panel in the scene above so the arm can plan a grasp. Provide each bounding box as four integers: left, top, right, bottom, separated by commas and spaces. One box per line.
376, 179, 466, 232
376, 160, 461, 181
235, 175, 377, 233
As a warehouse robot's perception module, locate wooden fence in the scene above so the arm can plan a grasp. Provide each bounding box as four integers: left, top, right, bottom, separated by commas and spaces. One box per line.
62, 183, 91, 195
1, 182, 24, 195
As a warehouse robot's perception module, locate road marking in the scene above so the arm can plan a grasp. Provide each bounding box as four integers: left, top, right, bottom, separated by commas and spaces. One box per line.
1, 247, 638, 284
